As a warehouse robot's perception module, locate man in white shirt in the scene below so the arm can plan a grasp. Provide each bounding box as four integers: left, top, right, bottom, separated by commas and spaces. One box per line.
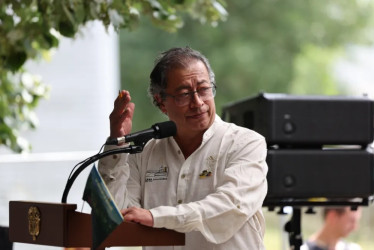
99, 47, 268, 249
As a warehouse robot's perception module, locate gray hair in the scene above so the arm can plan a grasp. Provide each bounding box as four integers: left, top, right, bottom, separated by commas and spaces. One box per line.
148, 47, 216, 108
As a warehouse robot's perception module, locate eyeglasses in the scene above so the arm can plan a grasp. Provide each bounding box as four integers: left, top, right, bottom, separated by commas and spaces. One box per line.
163, 85, 216, 107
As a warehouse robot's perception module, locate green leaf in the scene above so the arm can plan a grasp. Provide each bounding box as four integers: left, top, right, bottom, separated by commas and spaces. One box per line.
58, 20, 77, 38
42, 31, 59, 48
4, 51, 27, 72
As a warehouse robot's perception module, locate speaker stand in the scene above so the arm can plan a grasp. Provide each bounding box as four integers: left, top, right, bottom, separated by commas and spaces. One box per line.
284, 208, 303, 250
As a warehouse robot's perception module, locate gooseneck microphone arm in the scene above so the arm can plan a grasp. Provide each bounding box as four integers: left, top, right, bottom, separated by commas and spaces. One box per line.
61, 145, 143, 203
61, 121, 177, 203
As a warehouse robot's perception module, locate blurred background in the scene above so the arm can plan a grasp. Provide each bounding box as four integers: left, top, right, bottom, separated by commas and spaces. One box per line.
1, 0, 374, 249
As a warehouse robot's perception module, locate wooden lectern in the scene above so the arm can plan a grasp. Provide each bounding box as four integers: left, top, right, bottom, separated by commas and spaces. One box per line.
9, 201, 185, 249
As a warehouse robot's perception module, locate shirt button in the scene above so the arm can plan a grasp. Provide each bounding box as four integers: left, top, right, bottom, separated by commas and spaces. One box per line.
181, 174, 186, 179
178, 200, 183, 204
112, 155, 118, 159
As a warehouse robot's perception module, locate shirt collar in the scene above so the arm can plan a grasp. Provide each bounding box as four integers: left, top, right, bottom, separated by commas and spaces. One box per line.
202, 114, 221, 144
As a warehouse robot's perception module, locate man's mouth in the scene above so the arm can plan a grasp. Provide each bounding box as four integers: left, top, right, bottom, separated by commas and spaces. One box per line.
188, 112, 206, 119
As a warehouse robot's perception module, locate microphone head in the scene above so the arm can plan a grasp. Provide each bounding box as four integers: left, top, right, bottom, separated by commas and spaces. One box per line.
152, 121, 177, 139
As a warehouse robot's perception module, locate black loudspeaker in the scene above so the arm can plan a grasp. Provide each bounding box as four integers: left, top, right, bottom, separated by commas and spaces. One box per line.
222, 93, 374, 146
266, 149, 374, 199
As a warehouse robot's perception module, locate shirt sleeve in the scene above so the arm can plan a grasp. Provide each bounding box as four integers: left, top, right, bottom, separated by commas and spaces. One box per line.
150, 132, 268, 244
97, 144, 141, 209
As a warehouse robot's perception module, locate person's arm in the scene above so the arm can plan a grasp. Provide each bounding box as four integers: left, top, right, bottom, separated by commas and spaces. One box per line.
98, 145, 134, 209
98, 90, 138, 209
150, 133, 268, 244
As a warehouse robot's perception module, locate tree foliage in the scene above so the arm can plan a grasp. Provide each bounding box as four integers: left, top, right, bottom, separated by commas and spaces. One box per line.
118, 0, 374, 130
0, 0, 227, 152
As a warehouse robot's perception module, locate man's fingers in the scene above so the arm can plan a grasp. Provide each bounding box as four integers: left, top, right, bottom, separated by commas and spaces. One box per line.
122, 103, 135, 120
112, 90, 131, 115
109, 90, 135, 138
120, 207, 153, 227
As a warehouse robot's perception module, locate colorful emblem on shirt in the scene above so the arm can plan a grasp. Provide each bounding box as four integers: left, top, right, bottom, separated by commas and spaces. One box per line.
199, 170, 212, 178
199, 155, 217, 179
145, 165, 168, 182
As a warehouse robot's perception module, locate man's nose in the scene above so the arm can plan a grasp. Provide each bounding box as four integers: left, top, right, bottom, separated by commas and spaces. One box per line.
190, 92, 204, 106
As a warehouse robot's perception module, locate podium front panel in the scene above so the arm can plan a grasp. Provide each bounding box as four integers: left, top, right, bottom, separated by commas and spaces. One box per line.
9, 201, 91, 247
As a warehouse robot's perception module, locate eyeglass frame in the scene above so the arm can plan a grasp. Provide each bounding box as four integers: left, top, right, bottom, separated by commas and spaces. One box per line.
160, 83, 217, 107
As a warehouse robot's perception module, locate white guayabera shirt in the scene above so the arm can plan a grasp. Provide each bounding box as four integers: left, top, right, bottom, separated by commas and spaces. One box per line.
99, 115, 268, 250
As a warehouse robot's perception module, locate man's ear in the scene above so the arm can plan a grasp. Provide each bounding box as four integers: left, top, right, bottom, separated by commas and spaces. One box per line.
155, 94, 167, 114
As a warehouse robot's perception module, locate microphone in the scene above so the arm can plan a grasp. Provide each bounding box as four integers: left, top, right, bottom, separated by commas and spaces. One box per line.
106, 121, 177, 146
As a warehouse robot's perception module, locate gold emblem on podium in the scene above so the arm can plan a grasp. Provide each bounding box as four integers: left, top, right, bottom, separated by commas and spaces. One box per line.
28, 206, 41, 241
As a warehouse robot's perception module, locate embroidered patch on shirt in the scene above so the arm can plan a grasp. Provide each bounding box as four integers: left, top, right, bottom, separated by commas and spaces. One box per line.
199, 155, 217, 179
145, 165, 168, 182
199, 170, 212, 178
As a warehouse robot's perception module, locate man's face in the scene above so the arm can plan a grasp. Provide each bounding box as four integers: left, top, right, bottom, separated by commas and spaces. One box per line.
335, 207, 362, 237
159, 59, 216, 137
